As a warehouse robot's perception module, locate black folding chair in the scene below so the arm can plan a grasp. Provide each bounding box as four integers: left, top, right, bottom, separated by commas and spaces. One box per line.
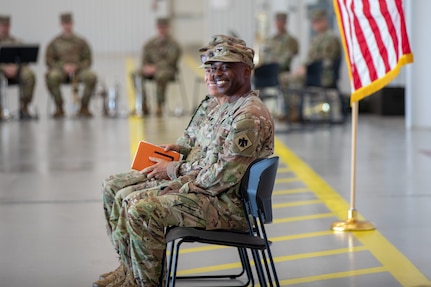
164, 156, 280, 287
252, 63, 285, 118
284, 58, 345, 124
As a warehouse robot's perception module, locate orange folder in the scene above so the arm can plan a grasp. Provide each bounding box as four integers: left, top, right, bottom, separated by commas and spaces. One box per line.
131, 141, 182, 171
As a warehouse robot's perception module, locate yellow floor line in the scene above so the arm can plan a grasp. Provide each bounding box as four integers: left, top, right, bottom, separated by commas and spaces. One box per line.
273, 212, 334, 224
277, 166, 292, 173
274, 138, 431, 286
273, 199, 323, 208
280, 266, 388, 285
273, 187, 310, 195
275, 177, 301, 183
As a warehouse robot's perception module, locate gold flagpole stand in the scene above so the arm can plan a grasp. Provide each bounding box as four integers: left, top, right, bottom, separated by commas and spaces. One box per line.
331, 101, 375, 231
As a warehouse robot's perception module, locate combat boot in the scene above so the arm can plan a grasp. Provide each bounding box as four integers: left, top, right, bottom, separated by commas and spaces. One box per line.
78, 106, 93, 118
52, 105, 65, 119
93, 263, 126, 287
99, 263, 125, 280
155, 104, 163, 117
19, 102, 32, 120
141, 101, 149, 115
107, 269, 137, 287
122, 269, 138, 287
106, 271, 128, 287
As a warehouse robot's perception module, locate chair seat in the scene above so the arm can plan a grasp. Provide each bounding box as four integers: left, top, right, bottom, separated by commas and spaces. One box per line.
166, 226, 267, 250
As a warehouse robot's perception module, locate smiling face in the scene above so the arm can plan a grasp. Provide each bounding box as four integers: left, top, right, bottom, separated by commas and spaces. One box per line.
204, 67, 219, 96
210, 62, 251, 98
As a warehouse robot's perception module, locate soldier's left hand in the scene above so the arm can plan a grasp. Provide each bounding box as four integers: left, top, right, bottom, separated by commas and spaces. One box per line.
141, 157, 169, 180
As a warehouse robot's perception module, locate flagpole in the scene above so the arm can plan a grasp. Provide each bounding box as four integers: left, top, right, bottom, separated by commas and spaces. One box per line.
330, 101, 375, 231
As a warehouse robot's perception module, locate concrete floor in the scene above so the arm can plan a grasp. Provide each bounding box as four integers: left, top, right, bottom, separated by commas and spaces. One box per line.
0, 50, 430, 287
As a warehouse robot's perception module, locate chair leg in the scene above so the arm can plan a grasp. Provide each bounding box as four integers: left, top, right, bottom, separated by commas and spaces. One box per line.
238, 248, 254, 287
251, 249, 268, 287
166, 240, 254, 287
165, 240, 176, 287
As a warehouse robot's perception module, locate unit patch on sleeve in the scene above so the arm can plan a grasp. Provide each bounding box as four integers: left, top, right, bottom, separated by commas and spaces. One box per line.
234, 133, 253, 152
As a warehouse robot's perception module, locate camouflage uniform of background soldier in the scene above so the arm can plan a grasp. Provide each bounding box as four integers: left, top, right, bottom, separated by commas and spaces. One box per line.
266, 12, 299, 75
281, 9, 342, 121
264, 12, 299, 120
98, 35, 248, 276
106, 42, 274, 287
45, 13, 97, 118
135, 18, 181, 116
0, 15, 36, 119
305, 9, 341, 88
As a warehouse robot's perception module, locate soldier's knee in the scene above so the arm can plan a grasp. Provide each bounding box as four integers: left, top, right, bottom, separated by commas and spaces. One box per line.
81, 71, 97, 87
45, 70, 63, 86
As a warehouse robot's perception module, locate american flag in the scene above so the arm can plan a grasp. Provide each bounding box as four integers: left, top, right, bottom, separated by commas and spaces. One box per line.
334, 0, 414, 103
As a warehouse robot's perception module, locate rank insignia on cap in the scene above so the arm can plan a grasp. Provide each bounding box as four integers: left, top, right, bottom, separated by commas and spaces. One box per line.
235, 133, 252, 151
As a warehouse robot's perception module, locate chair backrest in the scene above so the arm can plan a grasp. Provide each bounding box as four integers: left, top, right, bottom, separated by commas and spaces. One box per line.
305, 60, 323, 87
331, 57, 342, 89
306, 58, 342, 89
253, 63, 280, 89
240, 156, 279, 224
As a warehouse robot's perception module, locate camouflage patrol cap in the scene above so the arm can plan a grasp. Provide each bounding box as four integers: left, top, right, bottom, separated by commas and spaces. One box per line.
198, 34, 247, 52
60, 12, 73, 23
204, 43, 255, 69
157, 17, 170, 26
0, 15, 11, 25
310, 9, 327, 21
275, 12, 287, 22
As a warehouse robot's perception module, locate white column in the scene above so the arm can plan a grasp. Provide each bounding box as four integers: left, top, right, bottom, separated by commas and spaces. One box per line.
405, 0, 431, 129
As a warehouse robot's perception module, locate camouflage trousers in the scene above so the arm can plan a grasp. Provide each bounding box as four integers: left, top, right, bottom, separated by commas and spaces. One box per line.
102, 171, 169, 243
0, 66, 36, 104
111, 189, 247, 287
45, 68, 97, 107
137, 68, 176, 105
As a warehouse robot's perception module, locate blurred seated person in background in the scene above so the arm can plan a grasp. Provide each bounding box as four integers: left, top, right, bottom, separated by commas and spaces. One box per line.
265, 12, 299, 77
45, 12, 97, 118
281, 9, 342, 121
0, 15, 36, 119
282, 9, 342, 89
134, 17, 181, 117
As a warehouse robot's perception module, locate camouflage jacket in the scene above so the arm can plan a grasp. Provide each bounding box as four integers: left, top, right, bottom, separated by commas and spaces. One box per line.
306, 29, 342, 87
0, 34, 19, 44
141, 34, 181, 72
166, 95, 219, 182
177, 90, 274, 197
45, 33, 93, 71
267, 31, 299, 72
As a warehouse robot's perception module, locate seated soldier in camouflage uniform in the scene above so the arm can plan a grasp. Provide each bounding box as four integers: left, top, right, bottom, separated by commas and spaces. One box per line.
266, 12, 299, 75
45, 12, 97, 118
134, 18, 181, 117
94, 35, 248, 286
281, 9, 342, 121
0, 15, 36, 119
98, 41, 274, 287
